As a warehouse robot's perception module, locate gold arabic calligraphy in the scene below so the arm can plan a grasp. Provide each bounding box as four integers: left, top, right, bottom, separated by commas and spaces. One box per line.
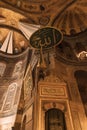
32, 36, 51, 48
31, 29, 58, 49
30, 28, 62, 49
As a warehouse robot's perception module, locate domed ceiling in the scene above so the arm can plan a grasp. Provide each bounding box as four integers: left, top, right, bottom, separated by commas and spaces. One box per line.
0, 0, 87, 64
0, 0, 87, 127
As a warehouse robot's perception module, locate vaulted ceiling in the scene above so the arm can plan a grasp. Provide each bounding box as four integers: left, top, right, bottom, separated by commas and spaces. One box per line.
0, 0, 87, 126
0, 0, 87, 64
0, 0, 87, 35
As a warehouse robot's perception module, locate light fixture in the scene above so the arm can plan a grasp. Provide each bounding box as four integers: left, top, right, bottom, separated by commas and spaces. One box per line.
75, 42, 87, 60
77, 51, 87, 60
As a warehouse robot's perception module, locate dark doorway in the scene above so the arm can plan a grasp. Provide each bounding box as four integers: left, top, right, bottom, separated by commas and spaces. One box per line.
45, 108, 67, 130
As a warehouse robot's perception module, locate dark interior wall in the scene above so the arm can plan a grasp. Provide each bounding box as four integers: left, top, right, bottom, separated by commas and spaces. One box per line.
74, 70, 87, 116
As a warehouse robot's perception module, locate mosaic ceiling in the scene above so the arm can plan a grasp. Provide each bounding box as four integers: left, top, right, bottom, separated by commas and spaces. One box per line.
0, 0, 87, 126
0, 0, 87, 35
0, 0, 87, 63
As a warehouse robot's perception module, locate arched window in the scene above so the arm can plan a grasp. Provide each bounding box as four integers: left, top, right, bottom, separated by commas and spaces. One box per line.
0, 62, 6, 77
3, 83, 17, 111
45, 108, 67, 130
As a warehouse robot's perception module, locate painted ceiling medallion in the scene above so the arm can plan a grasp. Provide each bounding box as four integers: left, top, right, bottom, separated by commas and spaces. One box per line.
29, 27, 63, 50
29, 27, 63, 69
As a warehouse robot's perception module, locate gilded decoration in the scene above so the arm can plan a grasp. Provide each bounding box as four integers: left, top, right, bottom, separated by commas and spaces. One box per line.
43, 102, 65, 112
30, 27, 63, 50
24, 65, 33, 100
41, 87, 66, 97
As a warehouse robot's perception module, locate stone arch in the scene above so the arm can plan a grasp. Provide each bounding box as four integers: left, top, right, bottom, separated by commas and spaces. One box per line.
43, 102, 65, 112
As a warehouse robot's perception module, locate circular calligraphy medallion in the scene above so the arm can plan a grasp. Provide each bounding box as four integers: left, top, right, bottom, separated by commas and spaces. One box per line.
29, 27, 63, 50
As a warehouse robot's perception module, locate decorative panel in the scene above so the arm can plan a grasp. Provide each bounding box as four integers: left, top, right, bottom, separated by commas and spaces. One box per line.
41, 87, 66, 97
13, 61, 22, 78
39, 83, 68, 98
3, 83, 17, 112
0, 89, 6, 111
0, 62, 6, 77
24, 67, 33, 100
26, 105, 33, 123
